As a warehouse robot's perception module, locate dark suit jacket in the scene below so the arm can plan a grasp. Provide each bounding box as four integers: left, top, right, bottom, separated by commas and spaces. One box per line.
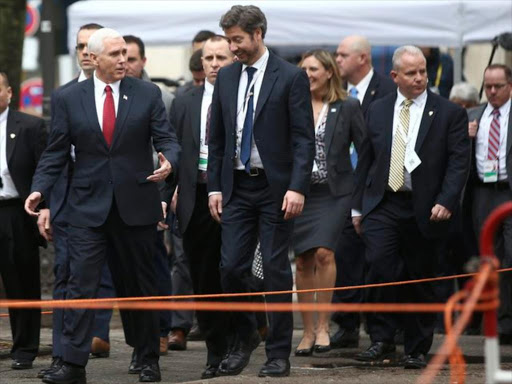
360, 71, 396, 116
170, 85, 204, 233
31, 76, 180, 227
467, 103, 512, 189
324, 98, 365, 196
353, 90, 470, 238
207, 51, 315, 203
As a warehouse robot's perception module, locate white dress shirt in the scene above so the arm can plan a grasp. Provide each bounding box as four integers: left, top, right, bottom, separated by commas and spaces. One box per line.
0, 107, 19, 199
234, 48, 269, 170
77, 70, 88, 82
476, 99, 510, 181
348, 68, 374, 105
93, 72, 121, 130
199, 80, 214, 170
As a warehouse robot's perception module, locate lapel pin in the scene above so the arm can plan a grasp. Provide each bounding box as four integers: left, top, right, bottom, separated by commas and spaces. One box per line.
331, 108, 337, 112
371, 90, 376, 95
10, 133, 15, 139
123, 95, 128, 100
429, 110, 434, 116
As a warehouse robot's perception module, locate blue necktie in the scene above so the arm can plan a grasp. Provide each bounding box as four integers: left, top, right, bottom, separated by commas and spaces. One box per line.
348, 88, 359, 169
241, 67, 257, 173
349, 87, 358, 98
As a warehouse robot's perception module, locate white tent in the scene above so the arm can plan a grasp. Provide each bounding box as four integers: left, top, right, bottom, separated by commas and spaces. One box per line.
67, 0, 511, 49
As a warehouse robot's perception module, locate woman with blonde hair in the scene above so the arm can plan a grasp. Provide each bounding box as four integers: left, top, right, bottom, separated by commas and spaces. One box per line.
293, 49, 366, 355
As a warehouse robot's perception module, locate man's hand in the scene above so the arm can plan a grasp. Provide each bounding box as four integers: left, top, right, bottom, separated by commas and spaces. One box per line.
171, 189, 178, 214
468, 119, 478, 138
25, 192, 42, 217
430, 204, 452, 222
147, 152, 173, 182
157, 202, 169, 230
281, 190, 305, 220
208, 194, 222, 223
37, 208, 53, 241
352, 215, 363, 236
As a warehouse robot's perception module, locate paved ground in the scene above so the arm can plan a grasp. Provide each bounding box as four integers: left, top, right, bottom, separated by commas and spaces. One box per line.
1, 312, 512, 384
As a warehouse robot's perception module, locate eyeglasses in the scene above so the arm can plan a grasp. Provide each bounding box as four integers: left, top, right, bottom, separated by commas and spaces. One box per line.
484, 83, 509, 91
76, 43, 86, 51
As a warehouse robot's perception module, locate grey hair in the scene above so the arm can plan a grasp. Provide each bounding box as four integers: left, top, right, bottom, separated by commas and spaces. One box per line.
88, 28, 123, 55
392, 45, 425, 71
449, 82, 479, 104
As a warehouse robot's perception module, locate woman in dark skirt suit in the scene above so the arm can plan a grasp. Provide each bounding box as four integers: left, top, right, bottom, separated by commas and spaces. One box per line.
293, 49, 366, 355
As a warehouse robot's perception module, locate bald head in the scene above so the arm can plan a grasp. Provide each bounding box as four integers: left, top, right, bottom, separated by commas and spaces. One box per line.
335, 35, 372, 85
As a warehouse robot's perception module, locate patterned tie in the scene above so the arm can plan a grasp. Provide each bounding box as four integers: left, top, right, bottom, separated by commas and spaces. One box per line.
240, 67, 257, 173
205, 103, 212, 146
388, 99, 413, 192
488, 108, 501, 162
349, 87, 358, 98
103, 85, 115, 146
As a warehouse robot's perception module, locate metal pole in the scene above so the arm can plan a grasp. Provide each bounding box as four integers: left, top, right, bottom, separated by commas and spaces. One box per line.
40, 0, 55, 124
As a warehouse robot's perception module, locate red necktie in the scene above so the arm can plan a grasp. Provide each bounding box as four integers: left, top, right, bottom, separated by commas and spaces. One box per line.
487, 108, 501, 161
103, 85, 115, 146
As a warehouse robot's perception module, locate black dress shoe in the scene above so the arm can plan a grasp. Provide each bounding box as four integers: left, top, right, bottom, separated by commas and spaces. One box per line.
139, 363, 161, 382
129, 349, 143, 374
355, 342, 396, 362
38, 357, 64, 378
11, 358, 33, 370
258, 358, 290, 377
42, 363, 86, 384
331, 328, 359, 348
403, 353, 427, 369
201, 364, 218, 379
218, 332, 260, 376
295, 345, 313, 357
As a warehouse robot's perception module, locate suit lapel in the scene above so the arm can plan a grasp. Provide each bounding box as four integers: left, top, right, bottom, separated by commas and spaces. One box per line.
81, 79, 108, 149
383, 94, 397, 161
507, 103, 512, 156
254, 53, 279, 123
191, 86, 204, 147
362, 73, 378, 114
6, 110, 20, 164
229, 63, 242, 131
324, 101, 342, 155
111, 78, 133, 149
415, 92, 437, 152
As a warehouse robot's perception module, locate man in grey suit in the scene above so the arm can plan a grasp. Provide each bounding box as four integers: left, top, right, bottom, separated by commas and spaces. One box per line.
468, 63, 512, 344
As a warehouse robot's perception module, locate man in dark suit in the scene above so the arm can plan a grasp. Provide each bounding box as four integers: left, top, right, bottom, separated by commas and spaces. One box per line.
207, 5, 315, 377
0, 71, 47, 370
468, 64, 512, 344
25, 28, 180, 383
352, 45, 469, 368
331, 35, 396, 348
170, 35, 235, 379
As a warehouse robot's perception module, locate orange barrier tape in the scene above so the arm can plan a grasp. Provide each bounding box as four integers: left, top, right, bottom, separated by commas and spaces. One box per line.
0, 310, 53, 318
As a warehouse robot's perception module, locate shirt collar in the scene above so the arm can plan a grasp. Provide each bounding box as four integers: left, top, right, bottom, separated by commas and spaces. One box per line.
204, 79, 214, 96
242, 47, 269, 73
396, 88, 428, 107
0, 107, 8, 124
78, 70, 88, 82
348, 68, 374, 92
93, 72, 121, 96
485, 99, 511, 117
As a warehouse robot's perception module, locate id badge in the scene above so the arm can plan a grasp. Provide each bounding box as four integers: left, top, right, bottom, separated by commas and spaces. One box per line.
198, 149, 208, 171
404, 150, 421, 173
483, 159, 498, 183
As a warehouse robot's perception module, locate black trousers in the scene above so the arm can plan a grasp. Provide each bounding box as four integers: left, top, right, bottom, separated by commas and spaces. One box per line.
220, 171, 294, 359
361, 192, 443, 356
183, 184, 229, 365
62, 201, 159, 367
0, 199, 40, 361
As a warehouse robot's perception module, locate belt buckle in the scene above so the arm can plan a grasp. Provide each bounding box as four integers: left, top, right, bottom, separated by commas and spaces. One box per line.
249, 168, 259, 177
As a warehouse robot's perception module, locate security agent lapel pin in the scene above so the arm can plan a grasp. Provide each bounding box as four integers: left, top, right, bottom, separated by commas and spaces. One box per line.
123, 95, 128, 100
370, 90, 376, 96
429, 110, 434, 116
10, 133, 15, 139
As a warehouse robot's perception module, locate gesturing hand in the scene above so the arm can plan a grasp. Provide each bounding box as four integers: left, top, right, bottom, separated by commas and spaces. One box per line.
147, 152, 173, 182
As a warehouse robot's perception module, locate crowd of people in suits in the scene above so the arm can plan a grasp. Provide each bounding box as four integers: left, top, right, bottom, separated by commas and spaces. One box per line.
0, 3, 511, 383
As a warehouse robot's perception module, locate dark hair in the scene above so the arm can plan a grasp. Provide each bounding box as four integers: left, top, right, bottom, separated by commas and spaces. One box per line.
123, 35, 145, 59
485, 63, 512, 82
193, 30, 216, 44
189, 49, 204, 72
0, 71, 9, 87
219, 5, 267, 39
78, 23, 103, 32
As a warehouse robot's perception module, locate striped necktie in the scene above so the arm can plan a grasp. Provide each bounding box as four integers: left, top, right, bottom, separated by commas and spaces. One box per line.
488, 108, 501, 162
388, 99, 413, 192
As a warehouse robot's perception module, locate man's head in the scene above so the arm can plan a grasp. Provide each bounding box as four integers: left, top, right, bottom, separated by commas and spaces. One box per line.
192, 30, 216, 52
123, 35, 146, 79
202, 36, 235, 85
88, 28, 127, 84
76, 23, 103, 76
335, 35, 372, 85
483, 64, 512, 109
391, 45, 428, 100
220, 5, 266, 65
449, 82, 480, 109
0, 71, 12, 114
189, 49, 205, 86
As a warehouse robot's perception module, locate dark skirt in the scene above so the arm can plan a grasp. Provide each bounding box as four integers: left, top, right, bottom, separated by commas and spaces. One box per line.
292, 183, 350, 255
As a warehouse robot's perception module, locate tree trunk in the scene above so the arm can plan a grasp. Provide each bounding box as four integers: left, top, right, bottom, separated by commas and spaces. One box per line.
0, 0, 27, 111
